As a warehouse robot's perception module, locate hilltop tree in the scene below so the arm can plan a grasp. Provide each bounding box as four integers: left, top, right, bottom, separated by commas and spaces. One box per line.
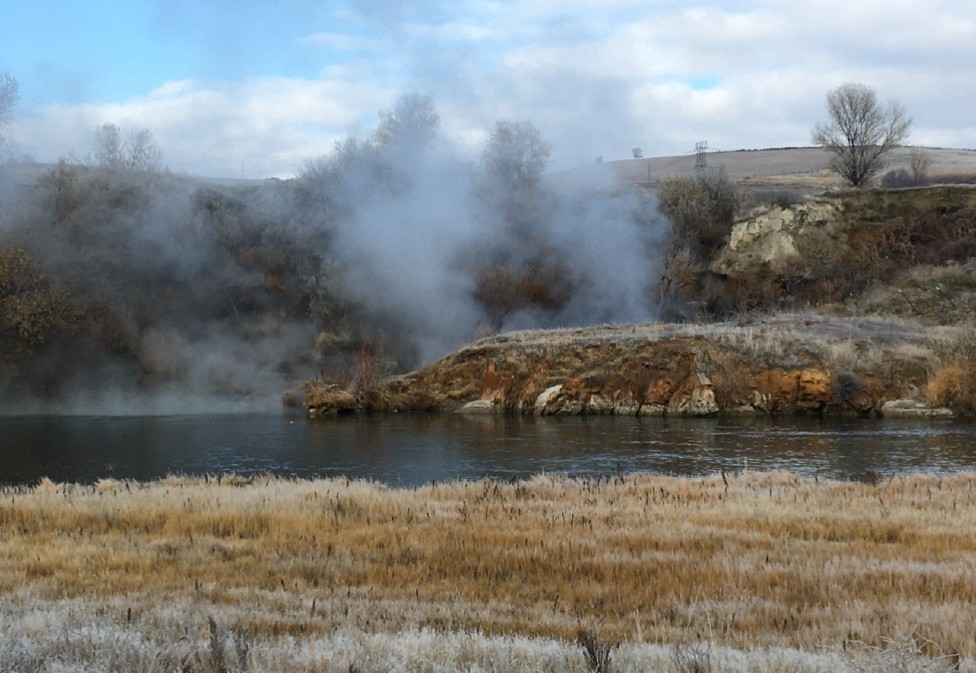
374, 93, 440, 150
93, 123, 163, 172
481, 120, 551, 193
0, 74, 19, 149
813, 83, 911, 187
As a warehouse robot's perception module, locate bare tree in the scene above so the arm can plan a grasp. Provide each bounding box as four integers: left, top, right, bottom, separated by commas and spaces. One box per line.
812, 83, 911, 187
93, 123, 125, 168
373, 92, 440, 150
127, 128, 163, 171
0, 74, 20, 149
93, 123, 163, 172
481, 120, 551, 192
910, 146, 931, 185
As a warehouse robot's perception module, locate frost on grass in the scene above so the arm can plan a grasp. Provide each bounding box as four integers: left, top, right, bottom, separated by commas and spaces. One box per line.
3, 598, 970, 673
5, 473, 976, 670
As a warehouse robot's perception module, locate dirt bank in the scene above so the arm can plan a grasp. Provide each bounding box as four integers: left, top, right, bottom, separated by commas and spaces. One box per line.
303, 313, 971, 418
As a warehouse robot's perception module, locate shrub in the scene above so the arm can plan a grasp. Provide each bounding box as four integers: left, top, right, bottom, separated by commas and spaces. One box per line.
471, 257, 576, 328
672, 640, 712, 673
842, 632, 960, 673
658, 169, 739, 259
881, 168, 914, 189
926, 362, 976, 412
578, 628, 616, 673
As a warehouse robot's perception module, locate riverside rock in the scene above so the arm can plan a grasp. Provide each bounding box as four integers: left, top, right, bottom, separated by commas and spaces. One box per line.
304, 316, 965, 418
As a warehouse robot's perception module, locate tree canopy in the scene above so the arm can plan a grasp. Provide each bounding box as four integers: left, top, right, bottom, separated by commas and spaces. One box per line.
812, 83, 911, 187
481, 120, 551, 192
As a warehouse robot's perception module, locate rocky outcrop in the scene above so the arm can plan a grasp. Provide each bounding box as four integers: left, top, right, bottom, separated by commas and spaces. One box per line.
720, 200, 840, 271
303, 314, 960, 418
666, 372, 719, 416
456, 350, 721, 417
459, 361, 831, 417
750, 369, 832, 413
881, 398, 954, 418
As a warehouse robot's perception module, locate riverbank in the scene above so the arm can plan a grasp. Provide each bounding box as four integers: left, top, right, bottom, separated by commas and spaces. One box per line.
303, 313, 975, 418
3, 471, 974, 671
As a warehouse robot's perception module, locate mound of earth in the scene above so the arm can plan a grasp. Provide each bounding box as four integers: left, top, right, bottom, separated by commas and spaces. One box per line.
303, 314, 967, 419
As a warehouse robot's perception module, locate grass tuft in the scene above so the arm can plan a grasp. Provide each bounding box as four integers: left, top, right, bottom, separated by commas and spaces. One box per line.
578, 627, 617, 673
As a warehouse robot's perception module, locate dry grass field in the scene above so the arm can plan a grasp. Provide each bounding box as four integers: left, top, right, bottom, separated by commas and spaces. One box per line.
582, 146, 976, 189
2, 471, 975, 671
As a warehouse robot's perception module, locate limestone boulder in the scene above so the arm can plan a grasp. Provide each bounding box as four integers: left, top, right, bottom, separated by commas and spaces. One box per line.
716, 199, 840, 275
667, 372, 719, 416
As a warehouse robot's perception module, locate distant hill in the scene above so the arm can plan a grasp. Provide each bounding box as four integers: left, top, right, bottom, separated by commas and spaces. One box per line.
551, 146, 976, 194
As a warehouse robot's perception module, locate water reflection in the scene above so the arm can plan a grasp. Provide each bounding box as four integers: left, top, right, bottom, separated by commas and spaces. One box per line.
1, 413, 974, 486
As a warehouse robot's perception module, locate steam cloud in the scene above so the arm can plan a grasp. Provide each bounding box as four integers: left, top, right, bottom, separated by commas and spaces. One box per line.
0, 105, 668, 414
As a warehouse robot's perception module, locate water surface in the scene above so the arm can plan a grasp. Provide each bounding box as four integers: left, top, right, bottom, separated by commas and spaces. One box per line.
1, 413, 975, 487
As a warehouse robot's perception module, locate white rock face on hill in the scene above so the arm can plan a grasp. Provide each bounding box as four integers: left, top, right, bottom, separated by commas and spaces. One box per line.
717, 199, 840, 272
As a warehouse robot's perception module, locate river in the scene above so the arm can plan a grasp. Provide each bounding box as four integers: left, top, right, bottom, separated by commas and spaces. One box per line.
3, 413, 976, 487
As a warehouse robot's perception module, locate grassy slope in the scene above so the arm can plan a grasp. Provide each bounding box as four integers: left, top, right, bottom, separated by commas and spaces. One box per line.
2, 472, 975, 670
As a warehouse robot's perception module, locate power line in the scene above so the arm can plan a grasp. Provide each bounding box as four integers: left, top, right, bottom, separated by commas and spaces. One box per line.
694, 141, 708, 170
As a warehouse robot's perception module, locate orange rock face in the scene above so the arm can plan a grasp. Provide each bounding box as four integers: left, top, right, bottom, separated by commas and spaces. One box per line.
480, 361, 514, 403
798, 369, 832, 409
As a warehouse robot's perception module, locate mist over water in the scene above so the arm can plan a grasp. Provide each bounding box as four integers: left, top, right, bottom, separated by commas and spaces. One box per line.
0, 99, 668, 414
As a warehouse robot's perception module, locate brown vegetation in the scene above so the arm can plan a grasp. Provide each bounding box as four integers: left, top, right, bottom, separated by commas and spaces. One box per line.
0, 246, 79, 367
3, 471, 976, 666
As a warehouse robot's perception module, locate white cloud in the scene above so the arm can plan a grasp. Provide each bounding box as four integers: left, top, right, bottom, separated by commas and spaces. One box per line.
297, 32, 385, 51
8, 1, 976, 176
11, 77, 393, 177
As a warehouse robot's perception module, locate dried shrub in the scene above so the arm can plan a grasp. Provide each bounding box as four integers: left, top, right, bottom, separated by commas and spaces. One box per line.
578, 628, 616, 673
724, 260, 784, 311
926, 363, 976, 412
207, 616, 250, 673
672, 640, 712, 673
843, 632, 960, 673
658, 169, 739, 259
881, 168, 914, 189
663, 246, 702, 298
0, 247, 80, 359
931, 322, 976, 362
471, 257, 576, 328
348, 338, 389, 395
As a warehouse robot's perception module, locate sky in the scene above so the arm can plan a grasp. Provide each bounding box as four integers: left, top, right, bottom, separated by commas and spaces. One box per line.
3, 0, 976, 178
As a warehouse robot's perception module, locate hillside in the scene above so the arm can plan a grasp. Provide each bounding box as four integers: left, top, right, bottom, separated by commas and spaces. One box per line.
554, 146, 976, 191
3, 146, 975, 416
304, 159, 976, 419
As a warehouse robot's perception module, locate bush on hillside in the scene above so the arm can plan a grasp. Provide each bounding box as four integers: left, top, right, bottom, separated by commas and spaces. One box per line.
927, 362, 976, 413
881, 168, 913, 189
657, 169, 740, 318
